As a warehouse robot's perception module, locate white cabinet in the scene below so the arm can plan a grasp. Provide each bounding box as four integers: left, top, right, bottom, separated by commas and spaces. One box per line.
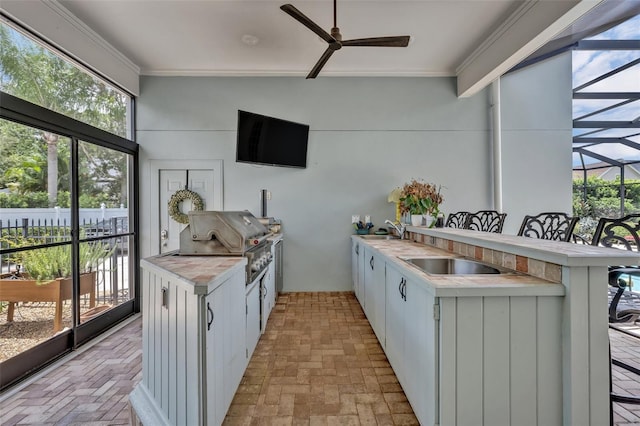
363, 248, 374, 317
351, 236, 577, 426
385, 262, 435, 426
246, 277, 261, 361
205, 270, 246, 425
402, 271, 435, 425
357, 241, 366, 307
363, 248, 386, 346
261, 260, 276, 333
351, 239, 359, 293
351, 239, 365, 306
384, 264, 406, 382
132, 258, 247, 426
385, 260, 563, 426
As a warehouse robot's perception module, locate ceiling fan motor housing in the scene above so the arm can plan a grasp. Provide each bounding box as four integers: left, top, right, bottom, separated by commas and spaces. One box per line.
331, 27, 342, 42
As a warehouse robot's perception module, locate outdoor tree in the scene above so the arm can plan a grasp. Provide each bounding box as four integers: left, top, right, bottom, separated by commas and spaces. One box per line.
0, 24, 127, 207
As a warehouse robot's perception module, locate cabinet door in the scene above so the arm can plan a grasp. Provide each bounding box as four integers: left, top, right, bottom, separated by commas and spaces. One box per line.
261, 264, 276, 334
205, 270, 246, 425
351, 239, 359, 292
357, 242, 366, 308
363, 248, 375, 320
372, 253, 386, 347
225, 271, 246, 409
205, 284, 225, 425
403, 278, 436, 426
385, 263, 406, 386
266, 261, 276, 317
246, 279, 261, 361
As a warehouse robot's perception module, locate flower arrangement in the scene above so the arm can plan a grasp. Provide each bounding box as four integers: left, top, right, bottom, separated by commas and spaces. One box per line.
399, 179, 443, 218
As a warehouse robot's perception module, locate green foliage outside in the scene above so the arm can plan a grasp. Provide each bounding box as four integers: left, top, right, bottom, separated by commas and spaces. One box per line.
4, 236, 114, 282
0, 23, 129, 208
0, 190, 120, 208
572, 176, 640, 238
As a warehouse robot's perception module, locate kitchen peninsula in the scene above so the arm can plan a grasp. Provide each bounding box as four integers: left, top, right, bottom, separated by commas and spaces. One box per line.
352, 226, 640, 426
130, 255, 247, 426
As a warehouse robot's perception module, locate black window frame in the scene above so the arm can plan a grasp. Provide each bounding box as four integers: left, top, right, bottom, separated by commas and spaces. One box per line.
0, 91, 140, 390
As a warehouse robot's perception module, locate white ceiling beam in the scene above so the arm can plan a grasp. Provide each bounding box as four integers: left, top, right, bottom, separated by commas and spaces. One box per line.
456, 0, 604, 98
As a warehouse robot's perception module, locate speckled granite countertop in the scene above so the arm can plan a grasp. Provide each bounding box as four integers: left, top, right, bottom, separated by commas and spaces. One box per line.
353, 237, 565, 298
141, 253, 247, 294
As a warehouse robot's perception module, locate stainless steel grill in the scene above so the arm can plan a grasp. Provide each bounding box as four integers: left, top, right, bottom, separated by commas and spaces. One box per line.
179, 210, 273, 284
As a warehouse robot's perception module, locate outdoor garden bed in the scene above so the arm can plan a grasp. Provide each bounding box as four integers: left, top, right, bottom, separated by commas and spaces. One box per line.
0, 271, 96, 332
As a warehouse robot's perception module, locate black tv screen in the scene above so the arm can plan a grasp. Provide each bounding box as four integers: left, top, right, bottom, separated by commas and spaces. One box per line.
236, 110, 309, 169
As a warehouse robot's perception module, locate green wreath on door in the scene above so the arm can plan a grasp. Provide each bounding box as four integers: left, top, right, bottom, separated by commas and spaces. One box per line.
168, 189, 204, 224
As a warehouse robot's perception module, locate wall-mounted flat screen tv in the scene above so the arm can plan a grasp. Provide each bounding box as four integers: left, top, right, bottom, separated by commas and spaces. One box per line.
236, 110, 309, 169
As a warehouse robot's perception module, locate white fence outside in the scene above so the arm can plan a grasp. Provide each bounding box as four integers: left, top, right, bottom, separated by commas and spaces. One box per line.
0, 207, 127, 224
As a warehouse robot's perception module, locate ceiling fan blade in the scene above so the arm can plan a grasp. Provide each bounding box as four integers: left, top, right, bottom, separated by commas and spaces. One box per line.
342, 36, 410, 47
306, 47, 335, 79
280, 4, 335, 44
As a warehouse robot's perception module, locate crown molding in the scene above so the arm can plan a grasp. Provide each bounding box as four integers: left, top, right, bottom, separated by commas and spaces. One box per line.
141, 69, 455, 78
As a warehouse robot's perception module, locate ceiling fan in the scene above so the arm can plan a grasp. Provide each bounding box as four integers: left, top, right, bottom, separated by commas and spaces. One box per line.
280, 0, 410, 79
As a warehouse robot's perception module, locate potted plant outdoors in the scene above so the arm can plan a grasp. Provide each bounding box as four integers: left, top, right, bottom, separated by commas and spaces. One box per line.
0, 237, 113, 331
399, 179, 444, 227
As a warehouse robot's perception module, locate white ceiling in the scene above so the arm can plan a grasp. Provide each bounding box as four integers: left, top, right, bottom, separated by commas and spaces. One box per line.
58, 0, 520, 77
5, 1, 634, 96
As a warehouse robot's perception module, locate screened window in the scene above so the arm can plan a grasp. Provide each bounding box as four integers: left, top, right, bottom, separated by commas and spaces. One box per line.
0, 19, 131, 138
0, 16, 137, 390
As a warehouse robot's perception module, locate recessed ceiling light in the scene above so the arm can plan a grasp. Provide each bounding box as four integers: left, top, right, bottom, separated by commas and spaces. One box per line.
241, 34, 260, 46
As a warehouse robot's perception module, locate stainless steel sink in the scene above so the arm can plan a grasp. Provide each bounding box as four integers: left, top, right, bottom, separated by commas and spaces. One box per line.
402, 257, 502, 275
358, 234, 400, 240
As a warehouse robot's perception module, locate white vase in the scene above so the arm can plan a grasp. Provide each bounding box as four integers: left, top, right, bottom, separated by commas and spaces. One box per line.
423, 214, 435, 228
411, 214, 423, 226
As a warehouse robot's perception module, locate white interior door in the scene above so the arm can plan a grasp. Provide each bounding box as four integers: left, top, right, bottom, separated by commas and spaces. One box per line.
159, 169, 216, 253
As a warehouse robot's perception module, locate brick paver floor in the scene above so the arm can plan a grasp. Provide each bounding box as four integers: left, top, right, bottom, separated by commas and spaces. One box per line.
224, 292, 418, 426
1, 292, 640, 425
0, 315, 142, 425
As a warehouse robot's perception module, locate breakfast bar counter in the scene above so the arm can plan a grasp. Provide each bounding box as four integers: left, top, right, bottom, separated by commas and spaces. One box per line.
351, 227, 640, 426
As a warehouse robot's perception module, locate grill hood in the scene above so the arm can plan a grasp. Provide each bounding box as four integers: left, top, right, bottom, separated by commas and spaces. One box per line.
179, 210, 269, 255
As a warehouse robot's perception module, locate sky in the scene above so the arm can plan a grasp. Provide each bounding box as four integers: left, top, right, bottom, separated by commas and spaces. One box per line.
572, 14, 640, 168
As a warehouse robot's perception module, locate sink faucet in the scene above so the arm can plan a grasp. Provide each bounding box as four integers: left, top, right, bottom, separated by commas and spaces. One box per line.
385, 219, 407, 239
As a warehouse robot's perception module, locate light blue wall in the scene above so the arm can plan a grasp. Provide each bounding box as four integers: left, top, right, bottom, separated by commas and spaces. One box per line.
500, 52, 573, 233
137, 76, 494, 291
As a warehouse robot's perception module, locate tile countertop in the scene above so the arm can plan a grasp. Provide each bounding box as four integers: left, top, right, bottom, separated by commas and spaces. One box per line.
142, 253, 247, 294
410, 226, 640, 267
354, 236, 566, 298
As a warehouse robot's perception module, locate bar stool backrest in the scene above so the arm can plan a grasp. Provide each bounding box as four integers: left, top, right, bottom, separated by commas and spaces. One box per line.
464, 210, 507, 233
445, 211, 470, 229
517, 212, 578, 242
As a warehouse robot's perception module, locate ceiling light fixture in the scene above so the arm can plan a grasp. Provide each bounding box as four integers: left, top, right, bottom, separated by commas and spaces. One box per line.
241, 34, 260, 46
